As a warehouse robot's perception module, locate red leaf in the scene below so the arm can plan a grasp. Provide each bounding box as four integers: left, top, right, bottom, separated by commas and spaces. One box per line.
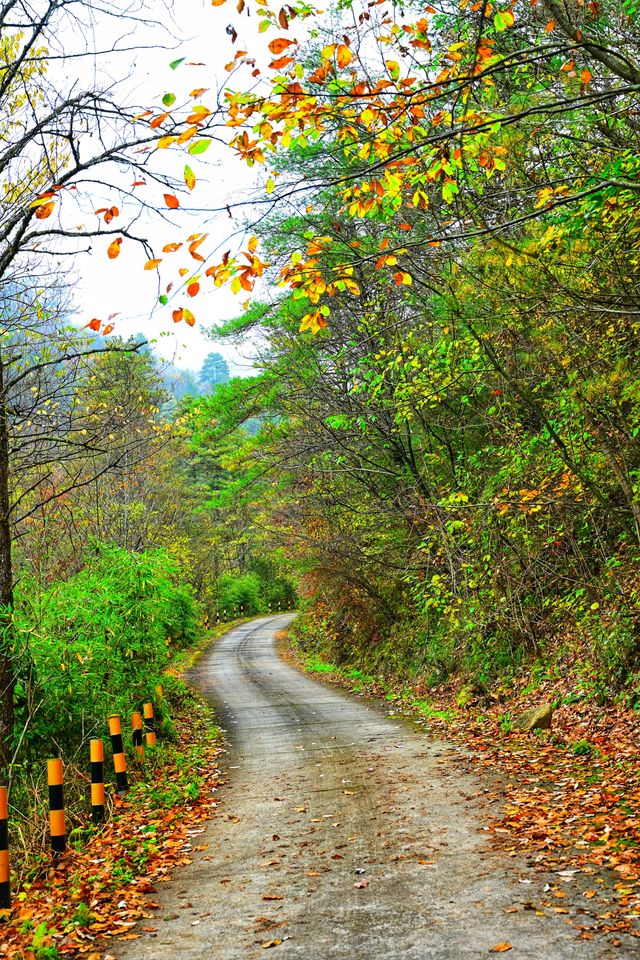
164, 193, 180, 209
187, 282, 200, 297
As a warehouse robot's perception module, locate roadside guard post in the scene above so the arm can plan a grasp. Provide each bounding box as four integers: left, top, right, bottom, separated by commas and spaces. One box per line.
143, 702, 157, 746
131, 712, 144, 761
0, 786, 9, 907
108, 715, 129, 795
47, 758, 66, 854
90, 739, 105, 824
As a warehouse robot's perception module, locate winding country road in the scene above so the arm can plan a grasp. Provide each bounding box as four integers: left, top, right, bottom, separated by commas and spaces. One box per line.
116, 615, 623, 959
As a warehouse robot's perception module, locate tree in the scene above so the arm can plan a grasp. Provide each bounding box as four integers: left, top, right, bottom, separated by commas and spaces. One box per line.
208, 0, 640, 332
0, 283, 165, 767
0, 0, 232, 767
199, 352, 230, 393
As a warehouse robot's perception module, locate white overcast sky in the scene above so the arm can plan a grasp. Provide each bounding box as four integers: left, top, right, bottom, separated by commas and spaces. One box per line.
72, 0, 275, 376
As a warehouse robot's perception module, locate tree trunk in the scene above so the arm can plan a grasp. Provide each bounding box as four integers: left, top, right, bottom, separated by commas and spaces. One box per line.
0, 359, 14, 773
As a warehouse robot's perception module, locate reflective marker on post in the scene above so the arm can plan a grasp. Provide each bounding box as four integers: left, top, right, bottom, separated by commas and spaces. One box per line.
0, 786, 9, 908
47, 759, 66, 854
131, 712, 144, 761
143, 702, 156, 746
108, 715, 128, 795
90, 739, 105, 824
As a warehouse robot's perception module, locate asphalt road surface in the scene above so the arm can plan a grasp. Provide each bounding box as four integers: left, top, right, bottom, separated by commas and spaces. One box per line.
116, 615, 625, 959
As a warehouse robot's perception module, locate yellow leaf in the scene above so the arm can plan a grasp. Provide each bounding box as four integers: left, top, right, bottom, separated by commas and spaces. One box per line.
144, 258, 162, 270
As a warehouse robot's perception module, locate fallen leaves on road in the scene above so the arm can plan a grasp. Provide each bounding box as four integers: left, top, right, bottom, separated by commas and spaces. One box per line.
489, 944, 513, 953
289, 636, 640, 943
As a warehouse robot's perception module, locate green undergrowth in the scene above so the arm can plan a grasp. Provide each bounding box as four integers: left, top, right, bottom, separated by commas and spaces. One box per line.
292, 638, 457, 724
10, 674, 222, 881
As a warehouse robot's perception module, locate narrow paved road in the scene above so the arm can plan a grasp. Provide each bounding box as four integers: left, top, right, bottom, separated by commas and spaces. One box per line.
117, 616, 622, 959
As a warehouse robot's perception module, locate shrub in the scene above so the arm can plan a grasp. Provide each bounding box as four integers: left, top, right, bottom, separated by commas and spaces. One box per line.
11, 542, 199, 759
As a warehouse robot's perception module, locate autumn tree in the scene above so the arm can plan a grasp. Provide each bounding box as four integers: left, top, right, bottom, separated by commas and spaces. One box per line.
0, 0, 237, 766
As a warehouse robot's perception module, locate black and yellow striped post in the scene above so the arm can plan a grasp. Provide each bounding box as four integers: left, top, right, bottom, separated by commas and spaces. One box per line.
143, 702, 157, 747
0, 786, 9, 908
131, 712, 144, 761
90, 739, 105, 824
47, 759, 66, 854
108, 715, 128, 795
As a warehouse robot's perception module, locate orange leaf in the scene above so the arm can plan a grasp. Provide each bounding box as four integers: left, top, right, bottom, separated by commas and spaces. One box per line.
190, 87, 208, 97
172, 308, 184, 323
177, 126, 198, 144
183, 307, 196, 326
489, 946, 513, 954
268, 37, 295, 54
150, 111, 170, 128
35, 201, 55, 219
132, 180, 146, 187
269, 55, 294, 69
336, 44, 352, 68
144, 258, 162, 270
545, 18, 555, 31
179, 267, 189, 277
163, 242, 183, 253
107, 237, 122, 259
102, 323, 115, 335
164, 193, 180, 209
187, 281, 200, 297
581, 69, 592, 84
86, 318, 101, 331
211, 0, 226, 5
188, 234, 208, 261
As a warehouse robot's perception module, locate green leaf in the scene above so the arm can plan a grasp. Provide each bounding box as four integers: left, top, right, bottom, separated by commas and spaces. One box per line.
159, 294, 169, 305
170, 57, 185, 70
188, 139, 211, 156
184, 164, 196, 190
162, 92, 176, 107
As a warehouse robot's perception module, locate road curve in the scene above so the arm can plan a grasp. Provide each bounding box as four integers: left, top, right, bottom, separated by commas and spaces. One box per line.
116, 615, 618, 959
